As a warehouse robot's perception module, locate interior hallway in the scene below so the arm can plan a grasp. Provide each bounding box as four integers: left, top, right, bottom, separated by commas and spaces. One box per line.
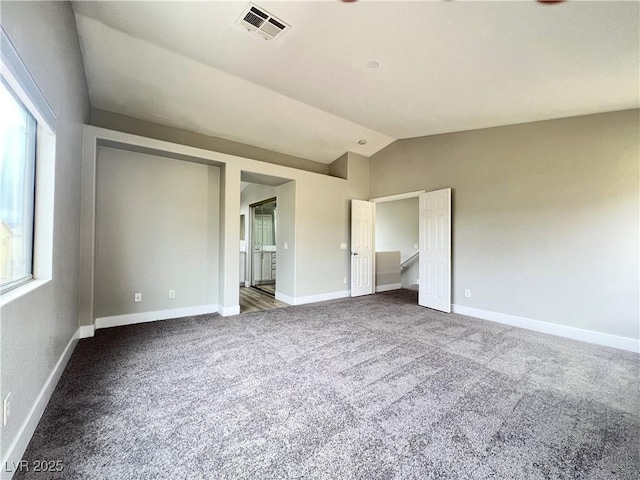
239, 286, 287, 314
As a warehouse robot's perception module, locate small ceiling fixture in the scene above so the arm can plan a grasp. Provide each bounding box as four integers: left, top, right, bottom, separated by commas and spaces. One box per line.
358, 139, 367, 145
236, 3, 291, 42
365, 60, 380, 69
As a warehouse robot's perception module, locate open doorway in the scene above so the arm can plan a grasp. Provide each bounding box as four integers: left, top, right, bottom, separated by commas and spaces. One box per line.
250, 197, 277, 296
375, 197, 420, 291
367, 189, 452, 313
239, 172, 294, 314
350, 192, 423, 298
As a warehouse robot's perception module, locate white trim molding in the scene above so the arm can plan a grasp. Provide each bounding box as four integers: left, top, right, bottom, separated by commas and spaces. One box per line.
452, 304, 640, 353
376, 283, 402, 293
278, 290, 350, 306
275, 292, 295, 305
219, 305, 240, 317
370, 190, 425, 203
78, 324, 95, 338
1, 330, 78, 480
96, 305, 219, 330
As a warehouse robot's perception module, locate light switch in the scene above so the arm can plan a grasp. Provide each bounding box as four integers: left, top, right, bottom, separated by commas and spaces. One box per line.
340, 243, 347, 250
284, 242, 288, 250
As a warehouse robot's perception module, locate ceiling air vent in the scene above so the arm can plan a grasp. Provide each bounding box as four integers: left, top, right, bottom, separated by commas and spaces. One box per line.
236, 3, 290, 42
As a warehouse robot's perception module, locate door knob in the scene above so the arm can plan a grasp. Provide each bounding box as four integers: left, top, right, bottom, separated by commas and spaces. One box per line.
352, 252, 358, 256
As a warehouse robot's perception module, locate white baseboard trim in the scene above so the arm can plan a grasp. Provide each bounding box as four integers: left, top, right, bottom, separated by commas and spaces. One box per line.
452, 304, 640, 353
219, 305, 240, 316
96, 305, 219, 330
78, 324, 95, 338
1, 329, 79, 480
275, 292, 294, 305
288, 290, 351, 306
376, 283, 401, 293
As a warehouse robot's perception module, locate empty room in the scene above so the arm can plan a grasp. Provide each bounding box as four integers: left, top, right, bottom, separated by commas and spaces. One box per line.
1, 1, 638, 479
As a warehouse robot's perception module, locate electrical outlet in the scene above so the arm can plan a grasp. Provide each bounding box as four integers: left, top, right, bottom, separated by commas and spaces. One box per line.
284, 242, 288, 250
3, 393, 11, 427
168, 290, 176, 299
134, 292, 142, 303
464, 289, 471, 298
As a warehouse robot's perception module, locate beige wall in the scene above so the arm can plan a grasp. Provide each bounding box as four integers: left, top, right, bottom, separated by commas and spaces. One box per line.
91, 108, 330, 176
275, 181, 296, 299
329, 152, 349, 179
370, 110, 640, 340
95, 147, 220, 318
375, 251, 401, 287
0, 0, 90, 462
295, 152, 370, 297
206, 168, 221, 302
80, 128, 371, 316
88, 112, 371, 305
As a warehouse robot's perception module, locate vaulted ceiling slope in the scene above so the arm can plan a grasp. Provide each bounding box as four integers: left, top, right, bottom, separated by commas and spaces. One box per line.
72, 1, 639, 164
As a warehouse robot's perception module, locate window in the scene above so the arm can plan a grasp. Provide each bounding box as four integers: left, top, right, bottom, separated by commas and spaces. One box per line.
0, 79, 36, 292
0, 27, 56, 302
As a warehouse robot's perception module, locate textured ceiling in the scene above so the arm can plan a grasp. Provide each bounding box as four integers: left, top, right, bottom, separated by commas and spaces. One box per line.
72, 1, 639, 164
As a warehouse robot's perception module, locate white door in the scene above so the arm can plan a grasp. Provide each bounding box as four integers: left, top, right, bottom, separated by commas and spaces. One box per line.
419, 189, 451, 312
351, 199, 375, 297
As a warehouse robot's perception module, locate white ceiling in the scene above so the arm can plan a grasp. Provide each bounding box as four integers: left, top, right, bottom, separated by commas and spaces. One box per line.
72, 1, 639, 164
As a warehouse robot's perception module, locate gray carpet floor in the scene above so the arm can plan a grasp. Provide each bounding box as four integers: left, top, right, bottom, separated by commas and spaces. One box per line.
17, 289, 640, 479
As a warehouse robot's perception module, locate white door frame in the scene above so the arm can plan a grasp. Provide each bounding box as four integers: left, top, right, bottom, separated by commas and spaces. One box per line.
370, 190, 426, 204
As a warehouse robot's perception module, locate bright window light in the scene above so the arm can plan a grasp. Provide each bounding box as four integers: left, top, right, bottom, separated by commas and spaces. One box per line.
0, 78, 36, 293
